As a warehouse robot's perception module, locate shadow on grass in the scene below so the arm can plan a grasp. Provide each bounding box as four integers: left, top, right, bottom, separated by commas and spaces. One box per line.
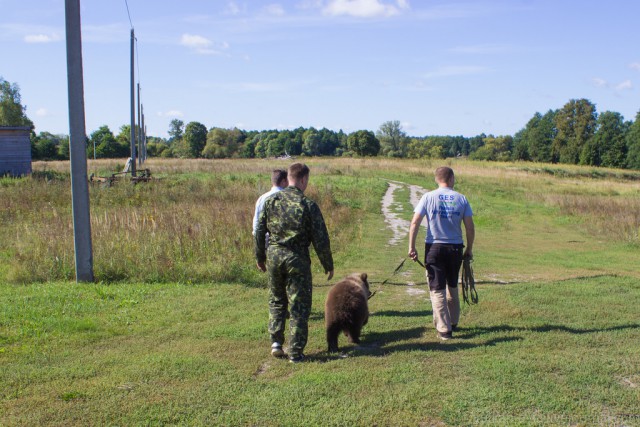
310, 324, 524, 362
311, 322, 640, 362
372, 309, 432, 318
456, 323, 640, 339
378, 336, 524, 354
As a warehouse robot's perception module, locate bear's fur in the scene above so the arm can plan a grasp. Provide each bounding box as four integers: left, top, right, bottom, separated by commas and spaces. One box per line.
325, 273, 371, 353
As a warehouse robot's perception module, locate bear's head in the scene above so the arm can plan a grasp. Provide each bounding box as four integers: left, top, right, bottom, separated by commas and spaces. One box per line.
354, 272, 370, 299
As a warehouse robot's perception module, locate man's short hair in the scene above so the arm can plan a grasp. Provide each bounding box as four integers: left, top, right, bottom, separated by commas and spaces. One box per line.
271, 169, 287, 186
288, 163, 310, 181
435, 166, 454, 183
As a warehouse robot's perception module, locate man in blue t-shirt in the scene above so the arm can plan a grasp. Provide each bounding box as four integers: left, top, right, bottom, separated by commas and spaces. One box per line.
408, 167, 475, 340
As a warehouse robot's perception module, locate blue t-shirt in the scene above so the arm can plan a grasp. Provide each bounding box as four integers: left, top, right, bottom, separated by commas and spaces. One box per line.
413, 187, 473, 244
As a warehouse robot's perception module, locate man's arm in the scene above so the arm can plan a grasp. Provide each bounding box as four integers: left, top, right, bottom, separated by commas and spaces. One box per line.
309, 202, 334, 278
252, 196, 262, 236
254, 205, 268, 271
463, 216, 475, 259
408, 212, 425, 261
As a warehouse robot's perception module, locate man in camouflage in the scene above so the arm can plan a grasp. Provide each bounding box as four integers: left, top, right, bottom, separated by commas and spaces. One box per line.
255, 163, 334, 363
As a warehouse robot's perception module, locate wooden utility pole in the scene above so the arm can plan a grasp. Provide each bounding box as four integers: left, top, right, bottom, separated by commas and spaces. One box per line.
65, 0, 94, 282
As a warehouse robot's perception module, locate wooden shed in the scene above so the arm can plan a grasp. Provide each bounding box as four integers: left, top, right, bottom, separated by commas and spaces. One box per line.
0, 126, 32, 177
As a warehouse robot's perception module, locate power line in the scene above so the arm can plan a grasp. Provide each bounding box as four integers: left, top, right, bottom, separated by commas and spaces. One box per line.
124, 0, 133, 29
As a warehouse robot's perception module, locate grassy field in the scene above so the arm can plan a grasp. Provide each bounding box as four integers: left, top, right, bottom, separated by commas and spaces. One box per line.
1, 158, 639, 426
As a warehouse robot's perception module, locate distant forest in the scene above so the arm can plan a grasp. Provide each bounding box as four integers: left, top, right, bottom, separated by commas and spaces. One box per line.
2, 76, 638, 170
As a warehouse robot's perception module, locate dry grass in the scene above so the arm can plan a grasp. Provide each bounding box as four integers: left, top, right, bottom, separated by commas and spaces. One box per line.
542, 194, 640, 243
1, 158, 371, 284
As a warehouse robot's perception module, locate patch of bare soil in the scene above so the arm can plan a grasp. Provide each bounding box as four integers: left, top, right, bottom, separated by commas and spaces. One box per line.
252, 361, 270, 378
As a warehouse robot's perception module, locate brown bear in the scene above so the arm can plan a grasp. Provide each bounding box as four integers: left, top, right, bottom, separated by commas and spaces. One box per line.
325, 273, 371, 353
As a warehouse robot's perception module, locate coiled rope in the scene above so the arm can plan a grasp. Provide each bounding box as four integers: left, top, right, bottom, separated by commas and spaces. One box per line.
461, 257, 478, 305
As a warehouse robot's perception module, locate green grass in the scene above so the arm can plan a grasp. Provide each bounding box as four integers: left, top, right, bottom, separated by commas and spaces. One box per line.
1, 158, 640, 426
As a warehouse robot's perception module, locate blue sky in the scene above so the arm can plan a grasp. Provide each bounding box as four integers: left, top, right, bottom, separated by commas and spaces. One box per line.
2, 0, 639, 138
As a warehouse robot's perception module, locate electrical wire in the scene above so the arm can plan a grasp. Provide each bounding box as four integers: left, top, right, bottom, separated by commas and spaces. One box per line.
124, 0, 134, 29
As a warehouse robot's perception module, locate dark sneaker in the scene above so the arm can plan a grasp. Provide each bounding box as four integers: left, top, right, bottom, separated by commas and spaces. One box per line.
271, 343, 285, 358
438, 331, 453, 341
288, 354, 306, 364
451, 324, 459, 332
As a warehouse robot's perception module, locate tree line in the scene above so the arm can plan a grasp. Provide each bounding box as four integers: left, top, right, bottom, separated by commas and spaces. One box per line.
2, 77, 640, 169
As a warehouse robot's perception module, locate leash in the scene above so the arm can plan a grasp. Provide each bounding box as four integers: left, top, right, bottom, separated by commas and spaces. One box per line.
461, 257, 478, 305
369, 255, 478, 305
368, 258, 408, 299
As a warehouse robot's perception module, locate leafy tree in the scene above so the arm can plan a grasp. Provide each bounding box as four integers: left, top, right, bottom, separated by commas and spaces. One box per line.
626, 110, 640, 169
58, 137, 70, 160
316, 128, 340, 155
580, 111, 628, 167
267, 132, 288, 157
146, 136, 169, 158
286, 127, 304, 156
513, 110, 556, 162
336, 129, 348, 155
171, 138, 191, 158
254, 135, 268, 158
303, 131, 321, 156
470, 135, 513, 161
90, 125, 128, 158
406, 138, 430, 158
168, 119, 184, 142
511, 128, 528, 161
31, 132, 62, 160
347, 130, 380, 156
202, 127, 245, 159
0, 77, 33, 127
116, 124, 131, 146
406, 137, 445, 159
377, 120, 408, 157
183, 121, 208, 157
467, 134, 486, 155
552, 99, 597, 164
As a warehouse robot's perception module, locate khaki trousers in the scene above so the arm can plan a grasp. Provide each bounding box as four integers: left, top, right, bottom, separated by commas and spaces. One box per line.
430, 286, 460, 333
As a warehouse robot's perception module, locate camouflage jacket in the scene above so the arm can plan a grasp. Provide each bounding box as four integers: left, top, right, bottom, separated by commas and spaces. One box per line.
255, 186, 333, 272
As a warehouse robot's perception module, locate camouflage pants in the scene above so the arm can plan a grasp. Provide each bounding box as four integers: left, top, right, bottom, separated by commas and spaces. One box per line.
267, 246, 312, 357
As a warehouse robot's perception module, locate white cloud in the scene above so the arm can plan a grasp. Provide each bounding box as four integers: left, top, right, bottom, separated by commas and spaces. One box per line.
264, 4, 286, 16
24, 33, 60, 43
157, 110, 184, 118
630, 62, 640, 71
615, 80, 632, 91
35, 108, 50, 117
225, 1, 246, 15
323, 0, 409, 18
296, 0, 324, 10
401, 121, 413, 131
592, 78, 608, 87
180, 34, 229, 55
592, 78, 633, 92
424, 65, 487, 79
181, 34, 212, 49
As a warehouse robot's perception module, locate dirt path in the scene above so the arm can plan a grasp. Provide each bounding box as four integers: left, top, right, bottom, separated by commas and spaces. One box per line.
380, 179, 429, 292
380, 180, 428, 246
